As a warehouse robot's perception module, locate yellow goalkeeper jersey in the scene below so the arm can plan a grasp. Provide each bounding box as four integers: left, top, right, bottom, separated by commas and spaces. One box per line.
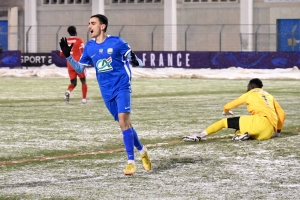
223, 88, 286, 131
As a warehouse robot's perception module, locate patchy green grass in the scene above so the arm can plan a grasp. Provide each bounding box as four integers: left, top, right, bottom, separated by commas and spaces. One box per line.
0, 77, 299, 199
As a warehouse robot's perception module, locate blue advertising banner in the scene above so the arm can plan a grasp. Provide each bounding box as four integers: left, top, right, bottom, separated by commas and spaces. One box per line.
134, 51, 300, 69
21, 53, 53, 66
51, 51, 300, 69
0, 51, 21, 68
51, 50, 66, 67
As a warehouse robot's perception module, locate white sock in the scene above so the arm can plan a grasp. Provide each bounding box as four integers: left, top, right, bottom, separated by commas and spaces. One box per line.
199, 131, 207, 138
128, 160, 135, 164
139, 146, 146, 154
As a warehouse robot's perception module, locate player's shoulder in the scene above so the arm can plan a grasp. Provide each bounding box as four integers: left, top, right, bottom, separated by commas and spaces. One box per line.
106, 35, 125, 43
85, 39, 96, 45
75, 36, 84, 42
107, 35, 121, 40
77, 37, 84, 42
68, 36, 84, 43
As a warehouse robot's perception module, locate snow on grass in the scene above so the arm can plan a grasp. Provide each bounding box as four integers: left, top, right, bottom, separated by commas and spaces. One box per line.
0, 74, 299, 199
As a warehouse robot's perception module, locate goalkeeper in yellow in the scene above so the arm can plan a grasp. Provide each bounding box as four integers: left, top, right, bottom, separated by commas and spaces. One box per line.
183, 78, 286, 141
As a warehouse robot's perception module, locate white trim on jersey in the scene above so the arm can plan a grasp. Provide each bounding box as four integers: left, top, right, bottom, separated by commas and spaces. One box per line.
124, 49, 131, 58
123, 59, 131, 84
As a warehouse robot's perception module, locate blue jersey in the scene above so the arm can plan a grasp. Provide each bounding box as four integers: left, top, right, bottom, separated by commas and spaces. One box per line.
79, 35, 132, 101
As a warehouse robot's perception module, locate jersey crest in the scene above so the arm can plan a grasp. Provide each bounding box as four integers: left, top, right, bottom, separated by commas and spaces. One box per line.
96, 57, 113, 72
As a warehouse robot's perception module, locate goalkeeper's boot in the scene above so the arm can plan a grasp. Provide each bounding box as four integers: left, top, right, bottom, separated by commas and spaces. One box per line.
123, 163, 137, 175
232, 132, 250, 141
182, 134, 202, 142
64, 92, 70, 104
140, 147, 152, 171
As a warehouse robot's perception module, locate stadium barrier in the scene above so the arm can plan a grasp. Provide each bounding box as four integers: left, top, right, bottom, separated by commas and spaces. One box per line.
21, 53, 53, 67
1, 51, 300, 69
51, 51, 300, 69
132, 51, 300, 69
0, 51, 21, 68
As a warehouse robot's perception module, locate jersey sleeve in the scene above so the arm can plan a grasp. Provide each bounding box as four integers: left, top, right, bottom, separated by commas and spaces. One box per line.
78, 44, 92, 66
273, 98, 286, 131
117, 37, 131, 57
223, 93, 247, 112
66, 56, 86, 73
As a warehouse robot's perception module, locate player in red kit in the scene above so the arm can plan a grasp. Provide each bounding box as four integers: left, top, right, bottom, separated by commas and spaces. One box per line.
60, 26, 88, 104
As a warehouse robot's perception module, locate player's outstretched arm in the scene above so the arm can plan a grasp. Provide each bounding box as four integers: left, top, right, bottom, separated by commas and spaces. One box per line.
59, 37, 85, 73
66, 56, 86, 74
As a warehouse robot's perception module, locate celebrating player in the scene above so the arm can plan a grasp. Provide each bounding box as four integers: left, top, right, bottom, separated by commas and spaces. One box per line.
60, 26, 88, 104
59, 14, 151, 175
183, 78, 286, 141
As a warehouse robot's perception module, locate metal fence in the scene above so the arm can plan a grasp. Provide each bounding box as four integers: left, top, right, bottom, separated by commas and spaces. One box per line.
1, 24, 298, 52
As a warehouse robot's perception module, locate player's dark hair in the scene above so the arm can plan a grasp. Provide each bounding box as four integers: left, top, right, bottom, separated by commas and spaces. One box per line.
91, 14, 108, 32
249, 78, 263, 88
67, 26, 77, 36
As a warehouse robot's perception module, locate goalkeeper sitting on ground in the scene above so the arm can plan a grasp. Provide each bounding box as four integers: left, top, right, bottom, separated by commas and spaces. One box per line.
183, 78, 286, 142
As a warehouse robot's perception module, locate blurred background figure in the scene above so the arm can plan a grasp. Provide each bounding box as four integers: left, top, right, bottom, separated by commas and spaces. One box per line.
60, 26, 87, 104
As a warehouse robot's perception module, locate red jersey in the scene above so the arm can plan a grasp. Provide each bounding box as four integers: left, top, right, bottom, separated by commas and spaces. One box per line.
60, 36, 84, 70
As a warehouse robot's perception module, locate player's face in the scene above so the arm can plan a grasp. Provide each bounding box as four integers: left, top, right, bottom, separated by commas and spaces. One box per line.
88, 17, 105, 38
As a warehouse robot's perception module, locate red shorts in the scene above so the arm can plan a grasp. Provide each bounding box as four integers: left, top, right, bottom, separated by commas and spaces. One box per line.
68, 67, 86, 80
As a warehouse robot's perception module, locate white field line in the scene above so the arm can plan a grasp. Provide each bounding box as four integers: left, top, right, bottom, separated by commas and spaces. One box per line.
0, 134, 234, 166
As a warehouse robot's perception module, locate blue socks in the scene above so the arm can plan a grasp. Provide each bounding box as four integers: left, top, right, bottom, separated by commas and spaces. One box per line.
122, 129, 134, 160
132, 128, 143, 151
122, 128, 144, 161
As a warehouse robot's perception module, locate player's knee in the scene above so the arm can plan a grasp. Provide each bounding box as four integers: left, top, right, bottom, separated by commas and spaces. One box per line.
80, 78, 86, 84
118, 113, 131, 130
119, 121, 131, 130
70, 79, 77, 86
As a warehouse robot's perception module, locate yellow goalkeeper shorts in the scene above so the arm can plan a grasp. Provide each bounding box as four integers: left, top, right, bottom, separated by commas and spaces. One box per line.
239, 115, 274, 140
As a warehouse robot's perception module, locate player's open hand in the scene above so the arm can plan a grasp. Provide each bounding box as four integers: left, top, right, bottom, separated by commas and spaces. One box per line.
59, 37, 73, 58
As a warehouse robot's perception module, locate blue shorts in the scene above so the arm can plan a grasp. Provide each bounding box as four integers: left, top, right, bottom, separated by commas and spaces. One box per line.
104, 89, 131, 121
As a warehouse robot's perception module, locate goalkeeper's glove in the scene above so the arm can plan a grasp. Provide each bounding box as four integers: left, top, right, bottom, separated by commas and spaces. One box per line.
272, 130, 281, 138
222, 110, 234, 116
59, 37, 73, 58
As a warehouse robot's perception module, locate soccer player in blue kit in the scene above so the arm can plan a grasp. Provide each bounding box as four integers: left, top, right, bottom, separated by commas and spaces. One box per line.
59, 14, 151, 175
